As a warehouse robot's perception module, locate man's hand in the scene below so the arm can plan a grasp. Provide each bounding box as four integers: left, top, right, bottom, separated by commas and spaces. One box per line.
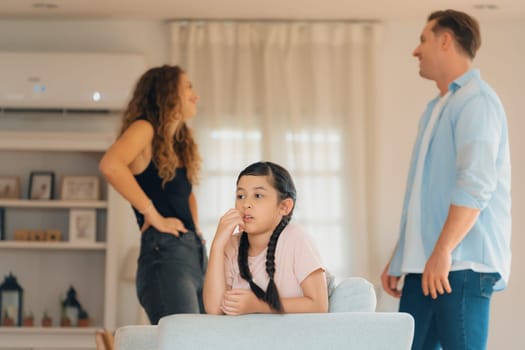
422, 247, 452, 299
220, 289, 266, 315
381, 261, 402, 298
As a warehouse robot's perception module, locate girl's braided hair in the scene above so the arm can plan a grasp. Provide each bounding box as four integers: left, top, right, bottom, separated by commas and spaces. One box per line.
236, 162, 296, 312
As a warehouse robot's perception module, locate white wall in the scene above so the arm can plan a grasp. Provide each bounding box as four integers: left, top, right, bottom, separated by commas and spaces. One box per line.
373, 19, 525, 350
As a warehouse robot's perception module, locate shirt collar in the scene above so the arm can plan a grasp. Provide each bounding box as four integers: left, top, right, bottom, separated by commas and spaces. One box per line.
449, 68, 480, 93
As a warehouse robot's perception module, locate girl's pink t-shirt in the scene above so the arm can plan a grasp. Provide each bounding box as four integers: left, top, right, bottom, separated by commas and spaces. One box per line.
224, 223, 324, 298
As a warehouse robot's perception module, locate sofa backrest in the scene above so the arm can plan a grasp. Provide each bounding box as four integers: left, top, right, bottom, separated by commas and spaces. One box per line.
158, 312, 414, 350
328, 277, 377, 312
115, 277, 407, 350
114, 325, 157, 350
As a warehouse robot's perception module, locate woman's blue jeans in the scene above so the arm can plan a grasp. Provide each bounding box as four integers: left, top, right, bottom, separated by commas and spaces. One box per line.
400, 269, 500, 350
136, 228, 208, 325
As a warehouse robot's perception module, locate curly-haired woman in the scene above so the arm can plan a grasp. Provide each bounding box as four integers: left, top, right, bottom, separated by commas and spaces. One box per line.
100, 65, 206, 324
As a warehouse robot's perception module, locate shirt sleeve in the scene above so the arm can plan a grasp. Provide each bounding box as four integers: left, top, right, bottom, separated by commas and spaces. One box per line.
292, 229, 325, 284
451, 94, 503, 209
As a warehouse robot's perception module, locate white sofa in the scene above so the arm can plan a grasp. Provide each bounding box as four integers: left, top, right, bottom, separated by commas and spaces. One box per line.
114, 277, 414, 350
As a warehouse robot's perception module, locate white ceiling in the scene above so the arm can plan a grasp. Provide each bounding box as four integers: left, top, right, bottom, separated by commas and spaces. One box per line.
0, 0, 523, 21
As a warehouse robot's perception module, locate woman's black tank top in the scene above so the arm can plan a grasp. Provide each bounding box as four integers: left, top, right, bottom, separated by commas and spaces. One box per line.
132, 161, 195, 233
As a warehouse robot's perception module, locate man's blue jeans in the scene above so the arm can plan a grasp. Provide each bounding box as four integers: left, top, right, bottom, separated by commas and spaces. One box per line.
400, 270, 500, 350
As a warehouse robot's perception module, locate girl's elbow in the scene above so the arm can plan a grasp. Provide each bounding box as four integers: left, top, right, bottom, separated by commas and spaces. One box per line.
315, 298, 329, 313
320, 303, 329, 313
202, 294, 223, 315
207, 309, 223, 315
203, 303, 223, 315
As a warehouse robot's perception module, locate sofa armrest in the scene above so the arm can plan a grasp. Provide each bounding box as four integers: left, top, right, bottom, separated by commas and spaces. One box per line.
329, 277, 377, 312
114, 325, 157, 350
158, 312, 414, 350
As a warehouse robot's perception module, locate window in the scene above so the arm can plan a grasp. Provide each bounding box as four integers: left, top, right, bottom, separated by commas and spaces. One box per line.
285, 131, 344, 276
197, 129, 262, 236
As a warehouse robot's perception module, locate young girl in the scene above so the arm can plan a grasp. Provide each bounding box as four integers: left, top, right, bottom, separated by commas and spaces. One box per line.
99, 65, 206, 324
204, 161, 328, 315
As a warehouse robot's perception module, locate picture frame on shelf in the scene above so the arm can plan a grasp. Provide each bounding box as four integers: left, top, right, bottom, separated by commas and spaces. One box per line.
69, 209, 96, 243
61, 176, 100, 201
28, 171, 55, 200
0, 176, 21, 199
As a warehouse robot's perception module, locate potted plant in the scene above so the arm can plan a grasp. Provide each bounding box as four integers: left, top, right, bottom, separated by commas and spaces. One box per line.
60, 306, 71, 327
77, 308, 90, 327
2, 310, 14, 327
41, 310, 52, 327
22, 311, 34, 327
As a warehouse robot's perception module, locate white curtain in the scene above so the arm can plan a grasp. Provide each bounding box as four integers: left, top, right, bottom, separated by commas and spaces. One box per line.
170, 21, 379, 279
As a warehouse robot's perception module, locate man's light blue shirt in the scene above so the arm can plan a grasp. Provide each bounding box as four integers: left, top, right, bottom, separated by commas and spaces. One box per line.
389, 69, 511, 290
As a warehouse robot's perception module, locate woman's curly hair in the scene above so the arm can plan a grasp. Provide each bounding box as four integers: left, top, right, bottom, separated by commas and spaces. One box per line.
120, 65, 201, 185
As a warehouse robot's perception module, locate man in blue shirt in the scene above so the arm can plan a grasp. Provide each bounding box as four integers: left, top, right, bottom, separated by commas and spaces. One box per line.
381, 9, 511, 350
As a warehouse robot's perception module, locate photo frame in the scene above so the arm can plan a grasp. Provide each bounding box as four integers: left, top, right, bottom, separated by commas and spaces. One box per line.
69, 209, 96, 243
0, 176, 21, 199
28, 171, 55, 200
61, 176, 100, 201
0, 208, 4, 240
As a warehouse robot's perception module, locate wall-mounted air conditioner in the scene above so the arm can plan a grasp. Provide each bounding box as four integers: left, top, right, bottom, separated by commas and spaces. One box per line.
0, 52, 146, 112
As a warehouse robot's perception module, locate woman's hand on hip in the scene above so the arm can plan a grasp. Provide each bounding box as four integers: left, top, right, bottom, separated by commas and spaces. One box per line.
141, 213, 188, 237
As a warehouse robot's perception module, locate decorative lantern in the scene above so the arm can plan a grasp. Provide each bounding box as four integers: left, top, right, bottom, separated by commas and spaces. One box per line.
61, 286, 81, 326
0, 273, 23, 327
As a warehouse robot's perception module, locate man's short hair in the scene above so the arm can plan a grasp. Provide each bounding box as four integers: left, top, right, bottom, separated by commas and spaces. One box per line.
428, 9, 481, 59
